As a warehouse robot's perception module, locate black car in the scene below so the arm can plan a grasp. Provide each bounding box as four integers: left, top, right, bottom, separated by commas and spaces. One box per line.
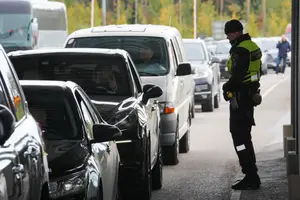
8, 48, 164, 199
183, 39, 221, 112
20, 80, 122, 200
214, 39, 231, 79
0, 44, 49, 200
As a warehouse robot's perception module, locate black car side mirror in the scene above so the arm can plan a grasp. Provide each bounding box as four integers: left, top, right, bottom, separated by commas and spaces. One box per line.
92, 123, 122, 143
0, 104, 16, 145
211, 57, 220, 63
142, 84, 163, 104
176, 63, 192, 76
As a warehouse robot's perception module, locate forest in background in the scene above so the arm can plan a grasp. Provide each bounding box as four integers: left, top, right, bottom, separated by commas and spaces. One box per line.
52, 0, 291, 38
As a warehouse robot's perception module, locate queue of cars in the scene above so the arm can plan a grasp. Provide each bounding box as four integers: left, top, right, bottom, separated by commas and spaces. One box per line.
0, 24, 197, 200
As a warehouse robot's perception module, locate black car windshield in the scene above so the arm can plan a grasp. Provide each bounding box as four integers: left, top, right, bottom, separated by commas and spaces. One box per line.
22, 88, 81, 140
184, 42, 207, 61
11, 54, 131, 97
215, 42, 231, 54
66, 36, 169, 76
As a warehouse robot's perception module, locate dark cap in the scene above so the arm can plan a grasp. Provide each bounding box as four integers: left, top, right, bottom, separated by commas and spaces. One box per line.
224, 19, 243, 34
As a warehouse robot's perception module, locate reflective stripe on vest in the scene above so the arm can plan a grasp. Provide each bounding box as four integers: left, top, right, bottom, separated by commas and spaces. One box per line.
226, 40, 262, 83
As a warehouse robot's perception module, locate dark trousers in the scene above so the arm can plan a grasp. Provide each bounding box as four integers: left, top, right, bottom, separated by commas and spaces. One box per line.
275, 56, 287, 74
230, 103, 258, 175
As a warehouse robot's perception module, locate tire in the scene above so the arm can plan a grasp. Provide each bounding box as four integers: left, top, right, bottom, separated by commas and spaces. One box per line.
137, 136, 152, 200
152, 141, 163, 190
202, 93, 214, 112
214, 93, 220, 109
191, 97, 195, 118
162, 119, 179, 165
179, 110, 191, 153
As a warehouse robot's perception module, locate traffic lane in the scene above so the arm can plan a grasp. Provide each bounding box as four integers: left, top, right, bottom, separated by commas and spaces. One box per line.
152, 73, 289, 200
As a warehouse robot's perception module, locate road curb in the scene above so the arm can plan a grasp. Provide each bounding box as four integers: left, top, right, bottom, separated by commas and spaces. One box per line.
230, 189, 241, 200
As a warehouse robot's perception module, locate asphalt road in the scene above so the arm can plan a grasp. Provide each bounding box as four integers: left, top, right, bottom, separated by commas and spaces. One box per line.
151, 69, 291, 200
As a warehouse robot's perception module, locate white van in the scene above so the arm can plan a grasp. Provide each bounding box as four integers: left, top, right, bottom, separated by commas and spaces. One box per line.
64, 24, 195, 165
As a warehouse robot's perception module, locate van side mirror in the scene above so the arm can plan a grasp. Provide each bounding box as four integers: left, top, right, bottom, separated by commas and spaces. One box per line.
176, 63, 192, 76
0, 105, 16, 145
91, 123, 122, 143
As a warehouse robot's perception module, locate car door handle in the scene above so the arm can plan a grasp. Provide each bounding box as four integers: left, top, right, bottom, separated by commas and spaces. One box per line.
106, 144, 111, 154
151, 106, 157, 111
24, 146, 40, 158
13, 164, 24, 174
13, 164, 24, 197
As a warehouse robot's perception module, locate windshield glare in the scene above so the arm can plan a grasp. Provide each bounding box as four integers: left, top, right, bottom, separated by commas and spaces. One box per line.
184, 42, 207, 61
0, 14, 32, 47
66, 36, 169, 76
215, 42, 231, 54
11, 55, 132, 97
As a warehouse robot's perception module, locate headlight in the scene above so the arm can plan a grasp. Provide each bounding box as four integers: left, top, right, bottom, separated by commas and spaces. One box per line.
194, 68, 210, 78
110, 108, 137, 130
49, 170, 85, 199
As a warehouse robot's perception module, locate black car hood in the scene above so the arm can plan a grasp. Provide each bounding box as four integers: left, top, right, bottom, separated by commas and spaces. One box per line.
45, 140, 89, 178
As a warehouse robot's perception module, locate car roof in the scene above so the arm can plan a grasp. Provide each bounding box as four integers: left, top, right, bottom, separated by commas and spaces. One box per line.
20, 80, 78, 93
67, 24, 180, 39
8, 48, 128, 58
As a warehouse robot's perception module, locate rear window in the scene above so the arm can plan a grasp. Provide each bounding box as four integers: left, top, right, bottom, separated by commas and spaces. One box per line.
22, 88, 80, 140
66, 36, 169, 76
184, 42, 207, 61
215, 42, 231, 54
11, 54, 131, 97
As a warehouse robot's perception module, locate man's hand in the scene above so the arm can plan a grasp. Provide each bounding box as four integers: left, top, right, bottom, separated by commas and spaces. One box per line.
223, 92, 230, 101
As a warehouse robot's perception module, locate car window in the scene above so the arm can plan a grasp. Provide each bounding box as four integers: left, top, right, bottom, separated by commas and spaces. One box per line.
0, 79, 9, 107
11, 54, 132, 97
0, 50, 25, 121
172, 38, 183, 63
215, 42, 231, 54
170, 41, 178, 70
66, 36, 170, 76
75, 90, 95, 140
23, 88, 80, 140
127, 56, 142, 93
184, 42, 207, 61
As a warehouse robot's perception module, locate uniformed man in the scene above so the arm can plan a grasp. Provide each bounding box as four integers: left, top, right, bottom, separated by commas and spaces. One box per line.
222, 19, 262, 190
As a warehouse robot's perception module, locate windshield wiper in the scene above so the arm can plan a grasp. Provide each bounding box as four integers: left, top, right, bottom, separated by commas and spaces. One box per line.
138, 71, 160, 76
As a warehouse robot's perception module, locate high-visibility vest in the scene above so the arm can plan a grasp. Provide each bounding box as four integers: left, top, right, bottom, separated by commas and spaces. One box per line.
226, 40, 262, 83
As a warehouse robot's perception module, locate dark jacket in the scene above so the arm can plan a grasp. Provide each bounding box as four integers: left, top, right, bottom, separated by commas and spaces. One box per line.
222, 33, 261, 93
276, 40, 290, 57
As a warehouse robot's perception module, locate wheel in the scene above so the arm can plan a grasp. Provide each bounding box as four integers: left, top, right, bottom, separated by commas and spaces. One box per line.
137, 136, 152, 199
152, 140, 163, 190
179, 110, 191, 153
191, 97, 195, 118
162, 119, 179, 165
214, 92, 220, 109
202, 92, 214, 112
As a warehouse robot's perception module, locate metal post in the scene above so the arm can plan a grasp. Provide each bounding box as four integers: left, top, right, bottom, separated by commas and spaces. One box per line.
193, 0, 197, 38
135, 0, 138, 24
262, 0, 266, 36
102, 0, 107, 26
246, 0, 250, 22
91, 0, 94, 27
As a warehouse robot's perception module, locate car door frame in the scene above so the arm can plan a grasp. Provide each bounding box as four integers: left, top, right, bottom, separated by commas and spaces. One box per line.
74, 87, 118, 200
126, 55, 160, 167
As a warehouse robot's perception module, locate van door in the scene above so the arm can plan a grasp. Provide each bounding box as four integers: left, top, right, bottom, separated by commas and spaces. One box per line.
170, 39, 185, 133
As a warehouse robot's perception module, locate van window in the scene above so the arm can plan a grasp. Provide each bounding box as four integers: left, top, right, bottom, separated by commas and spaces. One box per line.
66, 36, 170, 76
11, 54, 132, 97
172, 38, 183, 63
33, 7, 66, 30
0, 50, 25, 121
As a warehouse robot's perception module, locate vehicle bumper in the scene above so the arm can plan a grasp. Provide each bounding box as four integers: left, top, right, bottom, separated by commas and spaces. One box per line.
194, 91, 213, 104
160, 113, 177, 146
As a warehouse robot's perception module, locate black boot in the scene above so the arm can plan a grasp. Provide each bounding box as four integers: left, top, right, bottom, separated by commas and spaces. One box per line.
232, 174, 261, 190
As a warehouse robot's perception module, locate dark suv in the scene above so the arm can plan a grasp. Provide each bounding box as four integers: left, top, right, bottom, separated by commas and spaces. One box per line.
0, 45, 49, 200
